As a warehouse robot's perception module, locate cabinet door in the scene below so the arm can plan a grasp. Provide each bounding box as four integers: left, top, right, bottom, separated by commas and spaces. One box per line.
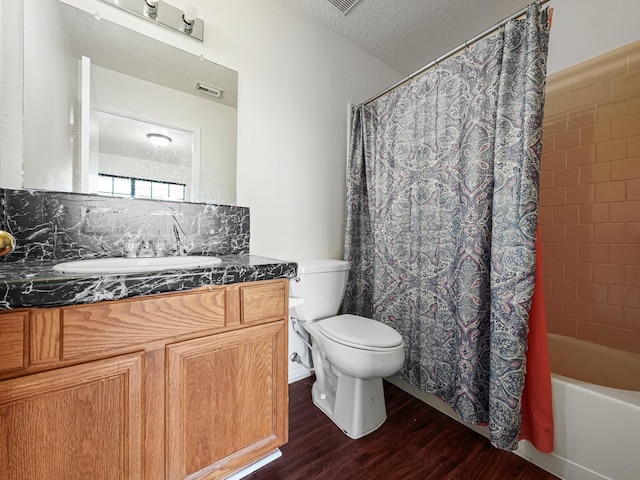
0, 352, 143, 480
167, 321, 288, 480
0, 311, 27, 373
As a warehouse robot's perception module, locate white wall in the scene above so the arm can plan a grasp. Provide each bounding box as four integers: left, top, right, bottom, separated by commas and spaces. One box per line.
547, 0, 640, 74
0, 0, 23, 189
22, 0, 78, 192
205, 0, 403, 260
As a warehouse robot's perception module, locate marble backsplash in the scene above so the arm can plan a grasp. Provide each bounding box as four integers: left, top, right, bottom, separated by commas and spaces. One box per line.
0, 188, 250, 263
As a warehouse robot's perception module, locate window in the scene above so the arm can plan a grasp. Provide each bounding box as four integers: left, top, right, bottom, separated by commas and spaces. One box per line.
98, 174, 186, 201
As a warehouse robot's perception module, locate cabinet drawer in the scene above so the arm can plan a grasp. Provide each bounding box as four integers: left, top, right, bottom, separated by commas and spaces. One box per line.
240, 280, 287, 324
0, 312, 27, 372
62, 288, 226, 360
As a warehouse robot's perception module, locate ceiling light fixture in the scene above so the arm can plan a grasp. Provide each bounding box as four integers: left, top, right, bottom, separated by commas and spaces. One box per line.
147, 133, 172, 147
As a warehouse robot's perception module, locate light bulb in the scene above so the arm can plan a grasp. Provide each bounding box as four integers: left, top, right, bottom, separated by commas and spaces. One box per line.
183, 5, 197, 24
145, 0, 159, 18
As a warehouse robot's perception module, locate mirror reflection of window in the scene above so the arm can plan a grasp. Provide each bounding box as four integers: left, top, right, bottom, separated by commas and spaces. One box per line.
98, 173, 186, 201
91, 110, 197, 201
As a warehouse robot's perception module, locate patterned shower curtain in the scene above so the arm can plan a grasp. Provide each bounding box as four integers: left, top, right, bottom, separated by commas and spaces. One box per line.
343, 5, 550, 450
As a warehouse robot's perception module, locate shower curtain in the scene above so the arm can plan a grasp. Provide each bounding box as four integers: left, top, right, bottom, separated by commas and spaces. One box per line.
343, 5, 550, 450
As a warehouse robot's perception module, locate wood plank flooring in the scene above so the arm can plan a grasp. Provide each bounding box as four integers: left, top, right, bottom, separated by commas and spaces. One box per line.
249, 377, 558, 480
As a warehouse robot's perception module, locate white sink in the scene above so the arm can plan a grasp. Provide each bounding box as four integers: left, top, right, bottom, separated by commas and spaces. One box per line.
52, 256, 222, 274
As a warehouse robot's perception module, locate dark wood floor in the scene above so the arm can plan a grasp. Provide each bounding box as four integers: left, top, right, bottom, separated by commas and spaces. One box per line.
249, 377, 558, 480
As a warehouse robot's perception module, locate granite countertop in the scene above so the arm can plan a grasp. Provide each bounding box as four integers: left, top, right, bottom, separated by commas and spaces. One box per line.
0, 255, 297, 310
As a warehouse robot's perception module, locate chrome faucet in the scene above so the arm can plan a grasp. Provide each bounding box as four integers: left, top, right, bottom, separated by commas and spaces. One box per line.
0, 230, 16, 257
137, 240, 155, 258
123, 237, 168, 258
153, 239, 168, 257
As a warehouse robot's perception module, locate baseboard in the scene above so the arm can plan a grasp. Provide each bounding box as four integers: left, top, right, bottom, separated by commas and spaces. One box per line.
224, 450, 282, 480
288, 364, 312, 384
385, 376, 489, 438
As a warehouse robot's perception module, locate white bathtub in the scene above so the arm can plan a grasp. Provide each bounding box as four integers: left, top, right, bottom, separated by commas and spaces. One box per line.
516, 333, 640, 480
388, 333, 640, 480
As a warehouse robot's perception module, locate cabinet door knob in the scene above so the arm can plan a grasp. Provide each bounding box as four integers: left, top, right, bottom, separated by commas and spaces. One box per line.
0, 230, 16, 257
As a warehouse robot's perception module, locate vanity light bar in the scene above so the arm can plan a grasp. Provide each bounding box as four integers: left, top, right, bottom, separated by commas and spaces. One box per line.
100, 0, 204, 41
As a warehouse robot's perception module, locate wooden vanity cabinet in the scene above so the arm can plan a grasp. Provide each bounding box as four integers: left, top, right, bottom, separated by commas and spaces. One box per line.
0, 352, 144, 480
0, 311, 28, 373
167, 321, 287, 479
0, 278, 289, 480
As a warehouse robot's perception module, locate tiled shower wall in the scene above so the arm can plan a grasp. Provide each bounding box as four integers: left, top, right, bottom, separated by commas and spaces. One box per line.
540, 40, 640, 353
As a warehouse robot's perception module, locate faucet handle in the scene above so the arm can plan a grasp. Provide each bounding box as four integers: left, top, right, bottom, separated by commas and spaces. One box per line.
153, 239, 168, 257
123, 238, 140, 258
0, 230, 16, 257
137, 239, 155, 258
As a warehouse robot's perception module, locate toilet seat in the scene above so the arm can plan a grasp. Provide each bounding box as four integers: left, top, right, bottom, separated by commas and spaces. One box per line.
318, 314, 403, 351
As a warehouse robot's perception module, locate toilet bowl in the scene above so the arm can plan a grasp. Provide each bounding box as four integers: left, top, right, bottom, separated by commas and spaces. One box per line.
290, 259, 405, 439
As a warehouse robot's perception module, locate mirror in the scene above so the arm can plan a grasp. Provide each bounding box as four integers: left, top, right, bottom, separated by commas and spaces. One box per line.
11, 0, 238, 205
93, 110, 199, 202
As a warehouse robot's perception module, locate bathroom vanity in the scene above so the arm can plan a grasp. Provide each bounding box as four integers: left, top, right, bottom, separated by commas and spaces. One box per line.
0, 188, 297, 479
0, 276, 289, 480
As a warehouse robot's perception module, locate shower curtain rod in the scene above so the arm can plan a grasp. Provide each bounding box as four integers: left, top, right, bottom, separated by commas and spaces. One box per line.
356, 0, 551, 108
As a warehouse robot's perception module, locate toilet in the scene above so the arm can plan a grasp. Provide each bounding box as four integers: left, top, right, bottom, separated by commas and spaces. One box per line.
290, 259, 405, 439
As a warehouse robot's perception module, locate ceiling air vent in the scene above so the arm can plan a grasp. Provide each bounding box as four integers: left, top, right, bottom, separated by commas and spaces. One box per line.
328, 0, 362, 15
194, 81, 223, 98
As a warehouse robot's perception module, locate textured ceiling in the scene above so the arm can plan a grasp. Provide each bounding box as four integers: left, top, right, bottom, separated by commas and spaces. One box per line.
280, 0, 534, 75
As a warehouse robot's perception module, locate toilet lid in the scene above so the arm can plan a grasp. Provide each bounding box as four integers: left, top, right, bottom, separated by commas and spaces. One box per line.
319, 314, 403, 349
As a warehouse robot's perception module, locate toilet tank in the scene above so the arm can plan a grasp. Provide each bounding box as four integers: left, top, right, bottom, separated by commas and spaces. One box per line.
290, 259, 349, 321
